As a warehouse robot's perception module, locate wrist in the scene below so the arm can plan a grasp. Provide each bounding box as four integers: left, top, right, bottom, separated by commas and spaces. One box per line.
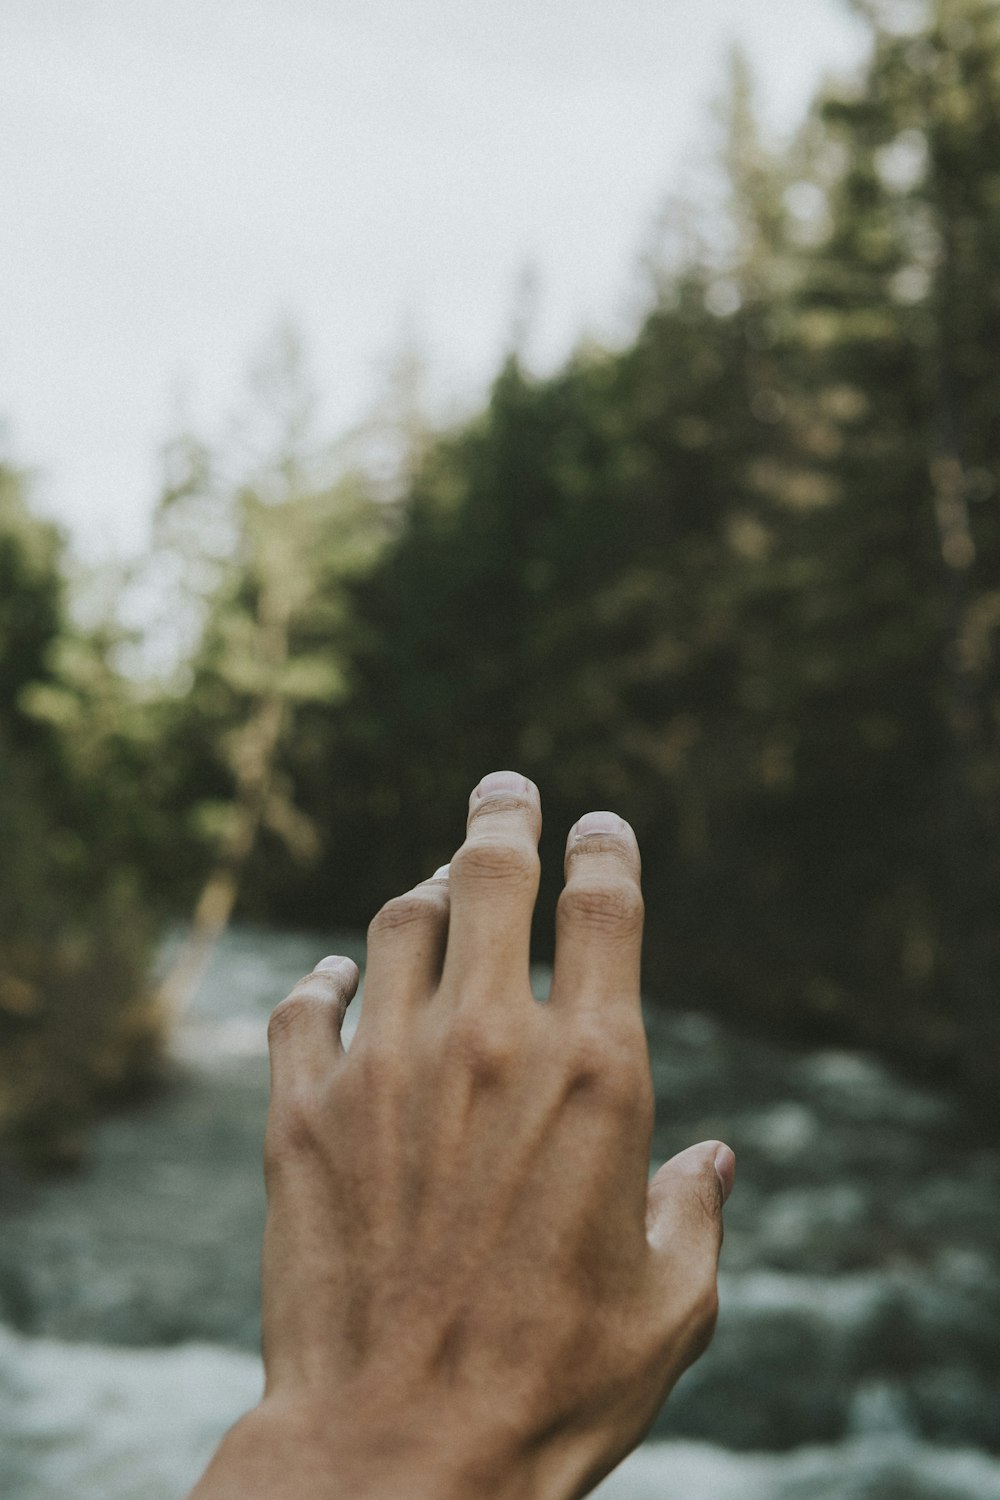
190, 1395, 552, 1500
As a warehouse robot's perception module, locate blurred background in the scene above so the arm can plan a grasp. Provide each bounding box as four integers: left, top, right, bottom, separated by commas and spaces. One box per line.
2, 1, 1000, 1496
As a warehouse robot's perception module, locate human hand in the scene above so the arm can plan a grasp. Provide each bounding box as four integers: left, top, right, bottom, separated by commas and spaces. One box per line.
191, 771, 734, 1500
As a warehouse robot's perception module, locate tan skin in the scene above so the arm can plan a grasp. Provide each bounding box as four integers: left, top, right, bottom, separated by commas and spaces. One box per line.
190, 771, 735, 1500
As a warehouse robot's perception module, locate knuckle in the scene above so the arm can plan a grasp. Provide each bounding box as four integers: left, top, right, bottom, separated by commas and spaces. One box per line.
557, 880, 644, 937
470, 789, 538, 821
267, 991, 324, 1045
695, 1163, 725, 1231
654, 1267, 721, 1371
367, 889, 440, 941
446, 1015, 515, 1086
609, 1055, 655, 1124
686, 1277, 721, 1356
451, 837, 539, 887
566, 1024, 650, 1111
565, 1025, 607, 1090
264, 1090, 325, 1171
347, 1035, 406, 1097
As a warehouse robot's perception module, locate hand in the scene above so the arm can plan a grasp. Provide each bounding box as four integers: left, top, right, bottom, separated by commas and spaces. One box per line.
191, 771, 734, 1500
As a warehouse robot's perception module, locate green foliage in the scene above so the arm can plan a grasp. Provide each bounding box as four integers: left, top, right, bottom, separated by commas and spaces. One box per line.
8, 0, 1000, 1139
260, 0, 1000, 1103
146, 331, 389, 935
0, 466, 163, 1167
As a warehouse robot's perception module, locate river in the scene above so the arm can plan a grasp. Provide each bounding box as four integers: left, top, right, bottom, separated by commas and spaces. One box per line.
1, 926, 998, 1499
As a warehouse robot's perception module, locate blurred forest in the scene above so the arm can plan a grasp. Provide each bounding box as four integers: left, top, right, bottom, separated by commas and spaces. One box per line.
3, 0, 1000, 1160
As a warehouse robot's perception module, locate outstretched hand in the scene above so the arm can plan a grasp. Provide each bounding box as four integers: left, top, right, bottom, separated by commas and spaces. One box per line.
191, 771, 734, 1500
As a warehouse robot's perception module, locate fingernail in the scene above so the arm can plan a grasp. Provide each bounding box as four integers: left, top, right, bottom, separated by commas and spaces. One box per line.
572, 810, 625, 837
431, 864, 450, 879
714, 1144, 736, 1204
473, 770, 536, 801
314, 955, 354, 974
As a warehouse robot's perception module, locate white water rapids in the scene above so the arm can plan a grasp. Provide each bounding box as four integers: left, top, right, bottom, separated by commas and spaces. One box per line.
1, 927, 997, 1499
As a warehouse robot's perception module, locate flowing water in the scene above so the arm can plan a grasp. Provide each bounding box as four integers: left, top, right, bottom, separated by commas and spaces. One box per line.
1, 926, 998, 1499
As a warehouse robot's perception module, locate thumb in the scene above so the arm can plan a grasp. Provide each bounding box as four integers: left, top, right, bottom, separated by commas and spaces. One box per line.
646, 1139, 735, 1267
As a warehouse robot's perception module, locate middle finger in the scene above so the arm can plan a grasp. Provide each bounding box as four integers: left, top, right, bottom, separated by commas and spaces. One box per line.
439, 770, 541, 1006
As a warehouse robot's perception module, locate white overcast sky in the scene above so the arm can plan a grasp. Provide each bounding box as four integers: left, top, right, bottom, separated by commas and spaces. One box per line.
1, 0, 869, 560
